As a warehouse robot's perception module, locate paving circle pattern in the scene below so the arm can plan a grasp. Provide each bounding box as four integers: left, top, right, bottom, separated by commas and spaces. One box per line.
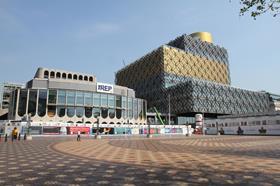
0, 136, 280, 185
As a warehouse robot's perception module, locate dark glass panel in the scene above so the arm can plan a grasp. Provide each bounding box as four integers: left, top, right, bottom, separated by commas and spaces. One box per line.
57, 106, 66, 117
48, 90, 57, 104
85, 107, 92, 118
28, 90, 37, 117
116, 109, 122, 119
47, 106, 56, 117
116, 96, 121, 108
101, 108, 108, 118
38, 90, 47, 117
18, 90, 28, 117
108, 109, 115, 119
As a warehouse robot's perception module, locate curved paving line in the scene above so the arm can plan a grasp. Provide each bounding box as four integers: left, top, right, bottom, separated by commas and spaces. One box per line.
48, 139, 178, 170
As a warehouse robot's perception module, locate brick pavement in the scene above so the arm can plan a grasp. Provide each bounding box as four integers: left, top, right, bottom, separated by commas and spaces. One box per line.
0, 135, 280, 185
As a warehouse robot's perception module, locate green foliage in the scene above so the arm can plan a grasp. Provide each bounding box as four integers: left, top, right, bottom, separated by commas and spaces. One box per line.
239, 0, 280, 18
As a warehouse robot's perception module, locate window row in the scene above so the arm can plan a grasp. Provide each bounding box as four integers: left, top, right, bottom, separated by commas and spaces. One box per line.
16, 89, 146, 119
44, 70, 94, 82
207, 119, 280, 128
48, 89, 142, 109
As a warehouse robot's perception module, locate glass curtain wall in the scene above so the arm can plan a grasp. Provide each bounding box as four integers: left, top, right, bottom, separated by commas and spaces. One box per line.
20, 88, 145, 122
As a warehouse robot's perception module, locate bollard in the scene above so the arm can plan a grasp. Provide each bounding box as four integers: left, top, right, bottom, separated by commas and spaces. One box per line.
18, 133, 21, 141
5, 134, 8, 142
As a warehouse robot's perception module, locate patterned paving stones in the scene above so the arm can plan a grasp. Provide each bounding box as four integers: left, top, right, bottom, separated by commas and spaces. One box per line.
0, 135, 280, 185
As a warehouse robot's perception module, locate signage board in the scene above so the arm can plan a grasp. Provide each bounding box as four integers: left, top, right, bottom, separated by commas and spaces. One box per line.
195, 114, 203, 126
96, 83, 114, 94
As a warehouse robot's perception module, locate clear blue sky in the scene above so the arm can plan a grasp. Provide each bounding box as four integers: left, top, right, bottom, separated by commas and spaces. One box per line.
0, 0, 279, 94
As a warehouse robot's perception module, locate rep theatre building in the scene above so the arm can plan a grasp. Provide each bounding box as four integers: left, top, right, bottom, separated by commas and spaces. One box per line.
5, 67, 148, 135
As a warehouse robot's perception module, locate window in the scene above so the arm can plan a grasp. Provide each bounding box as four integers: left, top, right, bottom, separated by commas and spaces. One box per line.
108, 109, 115, 119
84, 76, 88, 81
73, 74, 77, 80
93, 93, 100, 106
18, 90, 28, 117
262, 120, 267, 125
44, 71, 49, 78
56, 72, 61, 78
133, 99, 138, 119
67, 107, 75, 117
108, 95, 115, 108
116, 109, 122, 119
28, 90, 37, 117
48, 90, 57, 104
101, 108, 108, 118
143, 101, 146, 118
116, 96, 121, 108
68, 74, 72, 79
76, 107, 84, 118
122, 96, 127, 109
93, 108, 100, 118
38, 90, 47, 117
47, 106, 56, 117
128, 98, 133, 119
101, 94, 108, 107
66, 91, 75, 105
138, 99, 143, 119
128, 98, 132, 110
62, 73, 66, 79
85, 107, 92, 118
57, 106, 66, 117
122, 110, 127, 119
84, 92, 92, 106
50, 71, 55, 78
76, 91, 84, 105
57, 90, 66, 104
79, 75, 83, 80
89, 77, 93, 82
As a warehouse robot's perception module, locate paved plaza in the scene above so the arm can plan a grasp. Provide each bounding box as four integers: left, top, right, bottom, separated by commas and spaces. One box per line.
0, 135, 280, 185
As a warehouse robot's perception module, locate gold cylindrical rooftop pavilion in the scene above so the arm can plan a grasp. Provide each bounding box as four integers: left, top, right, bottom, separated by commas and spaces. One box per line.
190, 32, 213, 43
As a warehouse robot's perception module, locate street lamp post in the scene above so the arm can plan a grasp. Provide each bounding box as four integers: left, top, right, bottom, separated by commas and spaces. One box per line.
168, 94, 171, 126
202, 112, 205, 135
147, 118, 152, 138
95, 116, 101, 139
25, 113, 32, 140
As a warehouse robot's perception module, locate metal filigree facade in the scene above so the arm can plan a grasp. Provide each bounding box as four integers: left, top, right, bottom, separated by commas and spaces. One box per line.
115, 33, 270, 117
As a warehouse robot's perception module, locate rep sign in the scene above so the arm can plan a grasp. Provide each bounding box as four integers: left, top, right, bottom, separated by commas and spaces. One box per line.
97, 83, 114, 94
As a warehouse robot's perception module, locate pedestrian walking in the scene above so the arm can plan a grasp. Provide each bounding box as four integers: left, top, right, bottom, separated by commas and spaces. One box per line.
12, 127, 18, 141
77, 130, 81, 141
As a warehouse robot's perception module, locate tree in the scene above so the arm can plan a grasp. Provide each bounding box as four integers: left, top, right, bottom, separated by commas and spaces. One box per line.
239, 0, 280, 18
